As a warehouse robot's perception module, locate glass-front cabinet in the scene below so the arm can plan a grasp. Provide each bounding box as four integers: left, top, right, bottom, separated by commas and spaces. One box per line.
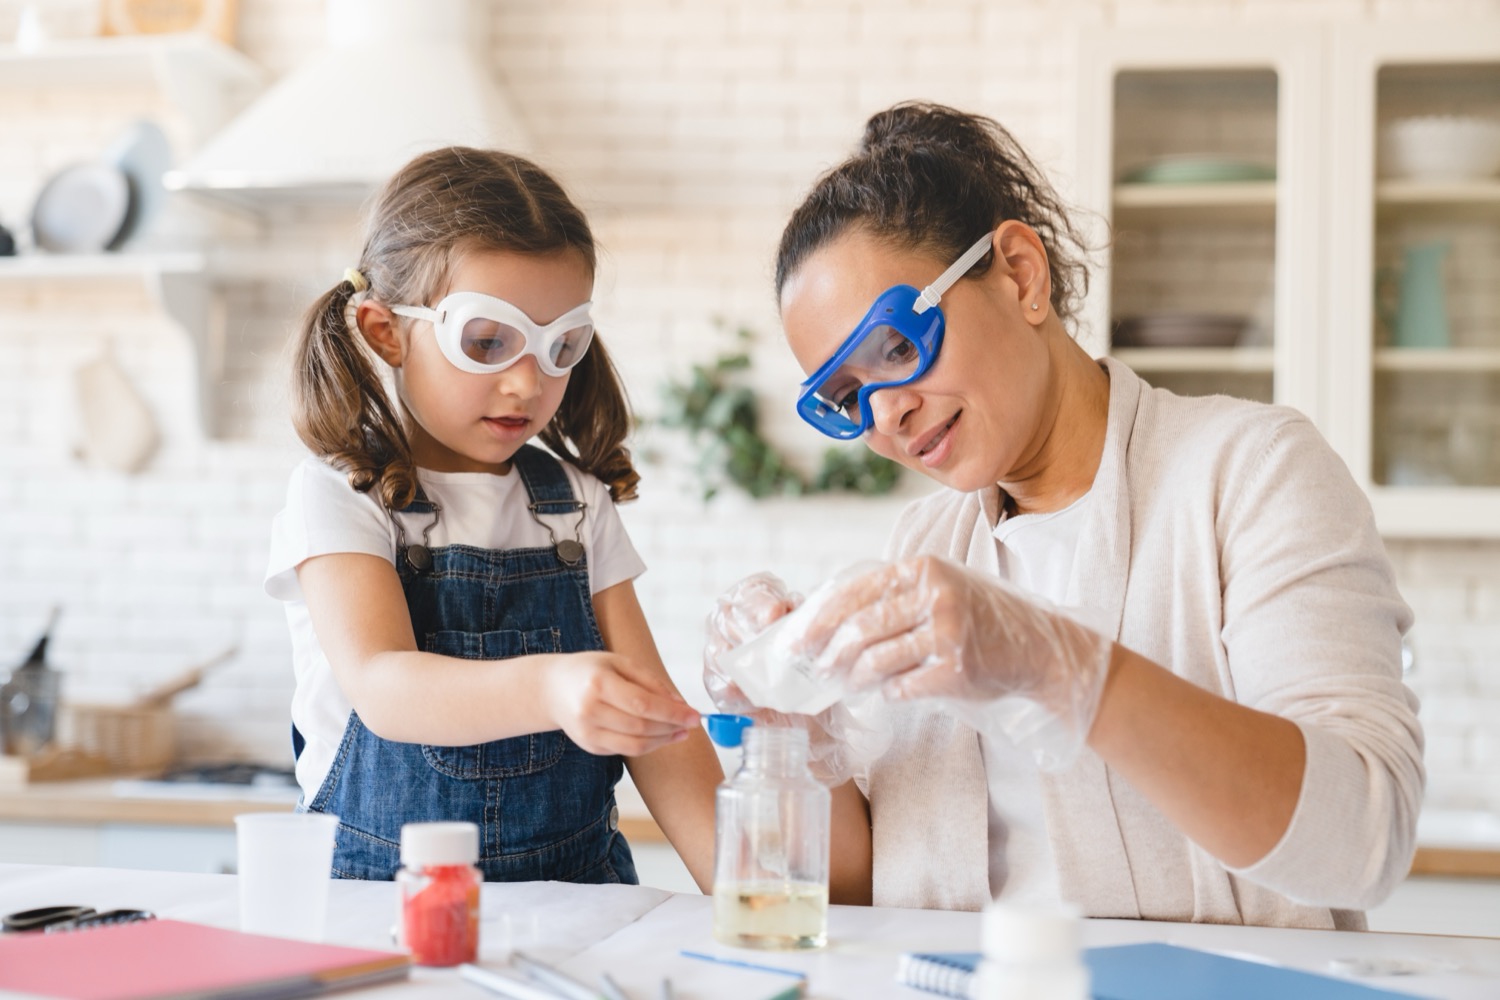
1329, 25, 1500, 536
1080, 23, 1500, 538
1076, 30, 1325, 435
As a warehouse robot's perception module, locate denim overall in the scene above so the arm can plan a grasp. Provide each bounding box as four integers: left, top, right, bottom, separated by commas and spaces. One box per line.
299, 445, 637, 884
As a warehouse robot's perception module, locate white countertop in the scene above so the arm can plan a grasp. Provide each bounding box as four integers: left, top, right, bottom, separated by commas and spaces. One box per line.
3, 863, 1499, 998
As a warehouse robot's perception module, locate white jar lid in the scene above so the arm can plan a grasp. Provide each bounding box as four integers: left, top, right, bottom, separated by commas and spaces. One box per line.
982, 902, 1083, 965
400, 821, 478, 867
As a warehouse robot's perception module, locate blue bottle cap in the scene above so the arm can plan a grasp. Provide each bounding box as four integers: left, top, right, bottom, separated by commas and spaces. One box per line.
704, 713, 754, 748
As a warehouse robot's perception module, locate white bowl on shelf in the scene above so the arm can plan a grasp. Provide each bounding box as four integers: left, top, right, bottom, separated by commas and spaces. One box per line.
1381, 115, 1500, 181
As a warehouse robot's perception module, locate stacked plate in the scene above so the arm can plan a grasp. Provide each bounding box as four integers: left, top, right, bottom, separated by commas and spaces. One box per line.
1120, 155, 1276, 185
29, 120, 172, 254
1112, 314, 1249, 349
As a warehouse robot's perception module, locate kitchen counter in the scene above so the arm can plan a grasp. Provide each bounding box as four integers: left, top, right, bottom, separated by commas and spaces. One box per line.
0, 777, 666, 842
1411, 846, 1500, 878
1410, 809, 1500, 877
0, 778, 297, 827
2, 781, 1497, 874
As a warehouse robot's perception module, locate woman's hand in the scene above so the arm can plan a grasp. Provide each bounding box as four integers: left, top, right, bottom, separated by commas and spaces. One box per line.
703, 571, 803, 713
703, 572, 878, 785
789, 556, 1115, 735
543, 652, 701, 757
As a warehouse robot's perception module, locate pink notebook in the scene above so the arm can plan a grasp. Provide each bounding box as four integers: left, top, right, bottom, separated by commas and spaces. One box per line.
0, 918, 410, 1000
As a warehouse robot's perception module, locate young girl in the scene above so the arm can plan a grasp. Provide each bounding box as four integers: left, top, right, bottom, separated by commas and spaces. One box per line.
265, 146, 720, 888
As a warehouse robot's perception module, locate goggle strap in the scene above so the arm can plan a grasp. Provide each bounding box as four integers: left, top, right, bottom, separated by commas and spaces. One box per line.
391, 304, 441, 323
912, 231, 995, 316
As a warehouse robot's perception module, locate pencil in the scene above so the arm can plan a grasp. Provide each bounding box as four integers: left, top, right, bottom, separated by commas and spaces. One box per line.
600, 971, 630, 1000
678, 950, 807, 979
457, 964, 565, 1000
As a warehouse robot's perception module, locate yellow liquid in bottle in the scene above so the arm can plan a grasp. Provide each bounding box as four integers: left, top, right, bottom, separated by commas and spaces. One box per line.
712, 880, 829, 950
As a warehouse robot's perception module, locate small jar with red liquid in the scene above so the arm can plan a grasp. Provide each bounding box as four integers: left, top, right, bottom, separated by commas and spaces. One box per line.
397, 821, 481, 967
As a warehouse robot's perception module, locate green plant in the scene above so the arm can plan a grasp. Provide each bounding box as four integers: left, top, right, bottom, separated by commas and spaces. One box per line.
656, 324, 902, 501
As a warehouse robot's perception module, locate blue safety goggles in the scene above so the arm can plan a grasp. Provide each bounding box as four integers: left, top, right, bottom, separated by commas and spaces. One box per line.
795, 232, 995, 440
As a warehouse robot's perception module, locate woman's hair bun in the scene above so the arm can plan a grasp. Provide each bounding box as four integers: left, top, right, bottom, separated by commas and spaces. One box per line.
859, 101, 980, 155
778, 100, 1093, 330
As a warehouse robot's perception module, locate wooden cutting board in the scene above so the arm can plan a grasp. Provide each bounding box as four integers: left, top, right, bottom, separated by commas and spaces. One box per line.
0, 748, 116, 788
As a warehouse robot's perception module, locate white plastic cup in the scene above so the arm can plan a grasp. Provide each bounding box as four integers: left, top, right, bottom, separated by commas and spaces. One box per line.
235, 812, 340, 941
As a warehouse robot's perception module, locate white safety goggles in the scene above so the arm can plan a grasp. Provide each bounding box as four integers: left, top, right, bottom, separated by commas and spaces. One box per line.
391, 292, 595, 377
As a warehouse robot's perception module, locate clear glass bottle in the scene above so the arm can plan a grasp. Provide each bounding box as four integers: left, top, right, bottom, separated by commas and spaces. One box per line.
712, 725, 830, 950
396, 821, 481, 967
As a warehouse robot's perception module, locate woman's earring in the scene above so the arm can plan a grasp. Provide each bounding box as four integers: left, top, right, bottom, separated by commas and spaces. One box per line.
1030, 302, 1041, 311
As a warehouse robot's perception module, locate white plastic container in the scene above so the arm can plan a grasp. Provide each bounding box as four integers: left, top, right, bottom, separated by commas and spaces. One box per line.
235, 812, 340, 941
971, 902, 1090, 1000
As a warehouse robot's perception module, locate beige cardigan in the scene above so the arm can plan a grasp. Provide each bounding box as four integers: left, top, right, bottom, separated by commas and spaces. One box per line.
862, 358, 1423, 930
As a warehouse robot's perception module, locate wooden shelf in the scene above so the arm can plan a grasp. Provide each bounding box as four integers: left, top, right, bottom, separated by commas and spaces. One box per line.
0, 34, 259, 89
1112, 181, 1277, 225
1375, 347, 1500, 372
1377, 179, 1500, 220
0, 252, 206, 279
1111, 347, 1274, 373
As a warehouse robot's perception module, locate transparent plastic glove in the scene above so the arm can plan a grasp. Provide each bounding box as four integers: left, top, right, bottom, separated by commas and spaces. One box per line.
703, 572, 801, 714
787, 555, 1116, 769
703, 571, 889, 785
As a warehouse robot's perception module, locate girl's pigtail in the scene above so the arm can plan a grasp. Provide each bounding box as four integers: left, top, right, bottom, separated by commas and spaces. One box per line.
290, 278, 419, 511
540, 335, 641, 504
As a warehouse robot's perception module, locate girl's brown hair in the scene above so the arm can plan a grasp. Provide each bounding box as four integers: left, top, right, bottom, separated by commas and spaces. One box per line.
775, 102, 1092, 330
290, 146, 639, 509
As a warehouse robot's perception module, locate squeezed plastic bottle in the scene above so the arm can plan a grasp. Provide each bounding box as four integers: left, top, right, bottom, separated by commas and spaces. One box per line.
712, 560, 882, 716
709, 719, 830, 950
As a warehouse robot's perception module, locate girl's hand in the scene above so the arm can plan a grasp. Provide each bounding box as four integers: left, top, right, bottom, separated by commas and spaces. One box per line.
544, 651, 702, 758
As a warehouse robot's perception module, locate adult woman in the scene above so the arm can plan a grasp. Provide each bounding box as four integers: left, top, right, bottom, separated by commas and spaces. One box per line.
706, 103, 1422, 930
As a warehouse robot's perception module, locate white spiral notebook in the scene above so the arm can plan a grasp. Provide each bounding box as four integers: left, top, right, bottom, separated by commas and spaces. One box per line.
895, 950, 980, 998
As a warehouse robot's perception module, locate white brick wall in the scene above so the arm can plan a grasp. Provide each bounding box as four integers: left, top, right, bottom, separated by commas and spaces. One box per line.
1, 0, 1498, 820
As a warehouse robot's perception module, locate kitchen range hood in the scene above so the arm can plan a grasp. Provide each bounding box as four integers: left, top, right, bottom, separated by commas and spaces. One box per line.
163, 0, 530, 206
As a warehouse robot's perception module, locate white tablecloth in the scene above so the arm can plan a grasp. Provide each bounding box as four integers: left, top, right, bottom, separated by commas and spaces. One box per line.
2, 863, 1498, 998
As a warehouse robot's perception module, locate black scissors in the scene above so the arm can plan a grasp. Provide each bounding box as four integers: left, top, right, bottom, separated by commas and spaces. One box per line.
2, 906, 155, 933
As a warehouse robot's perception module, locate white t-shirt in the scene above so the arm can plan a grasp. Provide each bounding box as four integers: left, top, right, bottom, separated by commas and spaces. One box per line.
264, 455, 646, 801
981, 491, 1092, 904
